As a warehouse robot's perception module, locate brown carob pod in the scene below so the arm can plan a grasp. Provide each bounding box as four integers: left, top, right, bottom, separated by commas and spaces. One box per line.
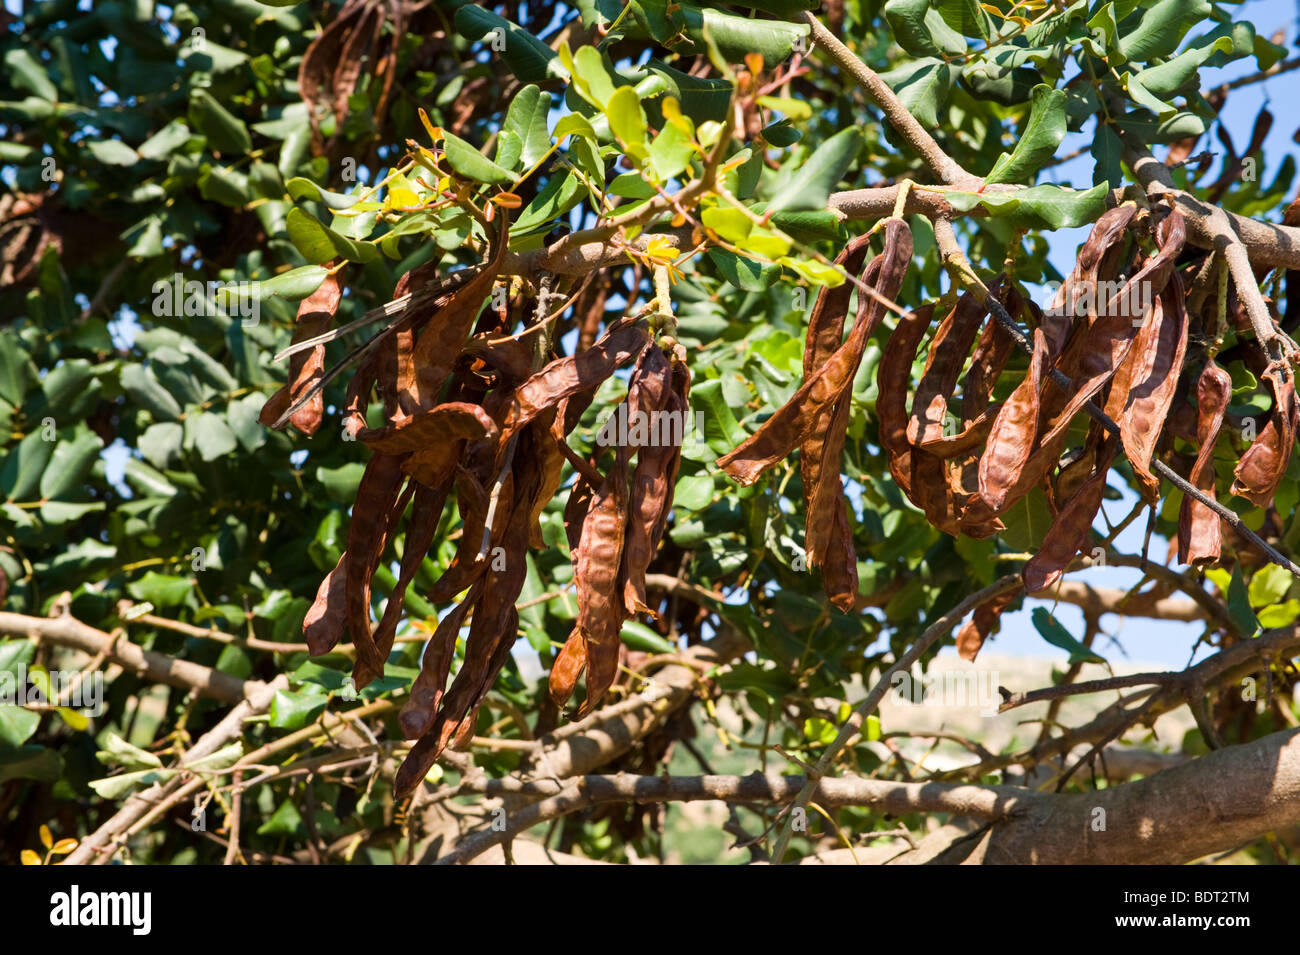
801, 247, 882, 594
805, 238, 906, 590
1231, 363, 1300, 508
572, 431, 632, 714
303, 553, 350, 656
398, 580, 482, 740
719, 219, 913, 486
346, 454, 410, 687
497, 318, 650, 448
1178, 360, 1232, 564
1022, 439, 1118, 594
357, 401, 498, 455
956, 587, 1020, 662
622, 345, 676, 615
258, 271, 345, 435
1103, 277, 1189, 501
548, 628, 588, 707
877, 302, 937, 499
975, 325, 1048, 516
908, 287, 994, 448
370, 481, 452, 671
406, 213, 510, 411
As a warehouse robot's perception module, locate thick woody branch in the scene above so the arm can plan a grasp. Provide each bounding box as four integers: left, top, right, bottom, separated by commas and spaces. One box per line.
0, 610, 254, 705
436, 771, 1032, 865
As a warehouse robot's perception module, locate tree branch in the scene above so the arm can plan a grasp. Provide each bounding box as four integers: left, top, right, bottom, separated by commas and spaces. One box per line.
801, 13, 981, 189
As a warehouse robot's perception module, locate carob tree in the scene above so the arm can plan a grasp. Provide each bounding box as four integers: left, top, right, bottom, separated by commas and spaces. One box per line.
4, 0, 1300, 865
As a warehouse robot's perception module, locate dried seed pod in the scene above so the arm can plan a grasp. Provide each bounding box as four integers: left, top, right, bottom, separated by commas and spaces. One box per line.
908, 288, 992, 448
1023, 440, 1118, 594
801, 247, 882, 579
877, 302, 937, 499
956, 588, 1021, 662
427, 470, 494, 604
548, 628, 588, 707
259, 271, 345, 436
622, 345, 676, 615
1230, 363, 1299, 507
572, 435, 632, 714
406, 213, 510, 411
358, 401, 499, 455
346, 454, 410, 687
370, 482, 452, 672
976, 326, 1048, 516
398, 580, 481, 740
498, 318, 650, 448
1178, 360, 1232, 564
721, 220, 913, 487
303, 553, 349, 656
1104, 277, 1189, 501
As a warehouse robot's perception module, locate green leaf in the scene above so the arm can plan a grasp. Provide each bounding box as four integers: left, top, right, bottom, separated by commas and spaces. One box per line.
189, 88, 252, 154
2, 431, 56, 502
88, 769, 177, 799
127, 571, 193, 607
0, 641, 35, 677
3, 49, 59, 100
1227, 564, 1261, 636
1091, 123, 1124, 188
767, 127, 862, 215
269, 688, 329, 730
454, 5, 563, 83
606, 85, 649, 162
945, 183, 1108, 230
1118, 0, 1213, 62
934, 0, 990, 39
0, 746, 61, 784
879, 58, 953, 130
286, 208, 376, 264
1136, 34, 1237, 98
257, 798, 304, 836
187, 411, 239, 461
286, 177, 360, 211
1030, 608, 1106, 665
96, 732, 164, 770
441, 130, 519, 185
39, 430, 102, 500
634, 0, 810, 63
1257, 599, 1300, 629
985, 85, 1067, 185
884, 0, 967, 57
85, 139, 140, 166
500, 85, 553, 170
185, 742, 243, 772
513, 172, 586, 235
121, 364, 183, 421
1248, 563, 1292, 609
692, 379, 748, 456
707, 248, 778, 292
620, 621, 677, 654
138, 422, 184, 470
0, 706, 41, 748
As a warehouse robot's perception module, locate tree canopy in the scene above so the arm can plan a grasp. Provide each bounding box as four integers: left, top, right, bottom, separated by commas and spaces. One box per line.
3, 0, 1300, 866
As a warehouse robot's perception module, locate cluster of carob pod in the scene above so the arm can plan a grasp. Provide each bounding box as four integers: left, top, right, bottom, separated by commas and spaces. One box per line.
720, 207, 1297, 658
261, 212, 690, 795
268, 201, 1297, 785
